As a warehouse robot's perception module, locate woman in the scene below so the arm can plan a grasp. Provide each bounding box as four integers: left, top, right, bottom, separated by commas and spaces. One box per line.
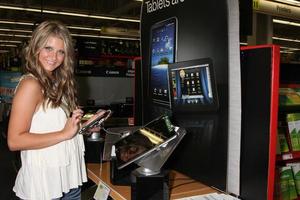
7, 20, 97, 200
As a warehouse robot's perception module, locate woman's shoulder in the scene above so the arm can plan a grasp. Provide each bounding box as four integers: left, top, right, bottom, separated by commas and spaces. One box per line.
16, 74, 42, 95
20, 73, 38, 82
13, 74, 43, 110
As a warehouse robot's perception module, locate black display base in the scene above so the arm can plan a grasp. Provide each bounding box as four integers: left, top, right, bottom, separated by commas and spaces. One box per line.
131, 169, 169, 200
110, 158, 138, 186
84, 138, 104, 163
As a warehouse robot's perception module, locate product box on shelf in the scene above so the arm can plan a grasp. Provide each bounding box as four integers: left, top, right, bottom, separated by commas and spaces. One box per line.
280, 88, 300, 106
278, 128, 290, 154
286, 163, 300, 196
287, 113, 300, 151
280, 166, 298, 200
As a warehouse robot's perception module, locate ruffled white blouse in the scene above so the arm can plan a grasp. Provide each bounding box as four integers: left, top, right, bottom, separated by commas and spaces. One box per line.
13, 103, 87, 200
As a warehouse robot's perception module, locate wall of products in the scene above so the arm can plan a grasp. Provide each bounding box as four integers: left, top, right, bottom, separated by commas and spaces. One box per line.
75, 38, 140, 77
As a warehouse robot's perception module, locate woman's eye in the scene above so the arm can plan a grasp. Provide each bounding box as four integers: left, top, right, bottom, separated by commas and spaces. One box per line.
58, 50, 65, 56
44, 46, 53, 51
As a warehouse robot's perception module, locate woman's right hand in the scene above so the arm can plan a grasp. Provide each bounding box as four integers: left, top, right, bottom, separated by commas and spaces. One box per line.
62, 108, 83, 140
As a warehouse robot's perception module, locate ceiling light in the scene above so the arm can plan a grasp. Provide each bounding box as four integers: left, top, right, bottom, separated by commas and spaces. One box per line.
0, 33, 30, 38
0, 5, 140, 23
0, 5, 40, 12
240, 42, 248, 46
273, 0, 300, 6
0, 20, 34, 26
0, 40, 22, 43
280, 46, 300, 51
0, 32, 140, 40
280, 51, 294, 54
0, 20, 102, 32
0, 44, 17, 47
0, 28, 32, 33
71, 33, 140, 41
273, 36, 300, 43
273, 19, 300, 27
67, 26, 101, 32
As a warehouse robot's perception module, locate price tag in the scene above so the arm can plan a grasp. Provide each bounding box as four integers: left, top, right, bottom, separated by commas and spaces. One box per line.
282, 153, 293, 160
94, 181, 110, 200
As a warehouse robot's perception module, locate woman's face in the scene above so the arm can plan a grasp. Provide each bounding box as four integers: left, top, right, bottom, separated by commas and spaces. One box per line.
38, 36, 65, 75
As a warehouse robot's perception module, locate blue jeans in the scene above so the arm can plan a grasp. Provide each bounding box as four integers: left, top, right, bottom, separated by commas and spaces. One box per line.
19, 187, 81, 200
53, 187, 81, 200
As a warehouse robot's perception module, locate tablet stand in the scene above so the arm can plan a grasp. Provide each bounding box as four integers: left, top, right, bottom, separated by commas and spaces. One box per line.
108, 116, 186, 200
133, 126, 186, 176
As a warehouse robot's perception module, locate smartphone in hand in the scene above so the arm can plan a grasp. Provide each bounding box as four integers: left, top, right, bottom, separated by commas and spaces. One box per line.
79, 109, 112, 135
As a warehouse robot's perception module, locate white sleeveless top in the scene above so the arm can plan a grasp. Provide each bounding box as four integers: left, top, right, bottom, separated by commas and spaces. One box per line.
13, 76, 87, 200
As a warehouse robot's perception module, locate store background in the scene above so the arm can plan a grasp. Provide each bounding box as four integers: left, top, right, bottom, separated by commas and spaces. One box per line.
1, 0, 300, 199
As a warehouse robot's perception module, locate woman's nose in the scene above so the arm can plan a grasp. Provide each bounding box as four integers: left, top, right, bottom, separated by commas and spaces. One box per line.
49, 51, 58, 60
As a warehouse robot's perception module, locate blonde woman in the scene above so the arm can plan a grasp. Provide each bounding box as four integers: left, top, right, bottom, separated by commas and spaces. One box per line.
7, 20, 102, 200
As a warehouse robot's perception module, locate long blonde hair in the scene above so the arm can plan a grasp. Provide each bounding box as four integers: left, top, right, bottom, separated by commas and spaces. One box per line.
24, 20, 77, 111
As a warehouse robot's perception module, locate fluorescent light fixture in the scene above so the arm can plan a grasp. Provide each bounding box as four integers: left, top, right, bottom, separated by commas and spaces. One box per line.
71, 33, 140, 41
280, 51, 294, 54
0, 50, 9, 53
0, 33, 31, 38
0, 5, 140, 23
0, 28, 32, 33
240, 42, 248, 45
0, 44, 17, 47
0, 40, 22, 43
0, 20, 34, 26
280, 46, 300, 51
273, 19, 300, 27
0, 5, 40, 12
0, 20, 101, 32
274, 0, 300, 6
0, 32, 139, 40
273, 36, 300, 43
67, 26, 101, 32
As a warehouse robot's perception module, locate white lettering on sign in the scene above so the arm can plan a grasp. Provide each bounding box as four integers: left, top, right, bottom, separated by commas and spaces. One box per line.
276, 5, 291, 14
105, 70, 120, 75
145, 0, 185, 13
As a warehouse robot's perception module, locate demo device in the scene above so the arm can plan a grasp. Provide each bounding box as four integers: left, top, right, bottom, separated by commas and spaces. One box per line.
150, 17, 177, 108
168, 58, 219, 113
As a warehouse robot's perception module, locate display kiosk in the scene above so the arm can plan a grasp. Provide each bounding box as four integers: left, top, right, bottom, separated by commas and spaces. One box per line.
107, 115, 186, 200
139, 0, 241, 196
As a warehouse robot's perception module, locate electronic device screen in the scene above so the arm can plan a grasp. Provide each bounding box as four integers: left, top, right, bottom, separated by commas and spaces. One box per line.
150, 17, 177, 107
78, 109, 112, 135
114, 116, 177, 169
168, 58, 219, 112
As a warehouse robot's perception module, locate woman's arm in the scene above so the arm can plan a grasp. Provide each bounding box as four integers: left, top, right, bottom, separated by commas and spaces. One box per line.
7, 77, 82, 151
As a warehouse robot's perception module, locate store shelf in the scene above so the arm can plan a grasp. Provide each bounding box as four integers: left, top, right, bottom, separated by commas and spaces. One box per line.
276, 151, 300, 162
279, 105, 300, 113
